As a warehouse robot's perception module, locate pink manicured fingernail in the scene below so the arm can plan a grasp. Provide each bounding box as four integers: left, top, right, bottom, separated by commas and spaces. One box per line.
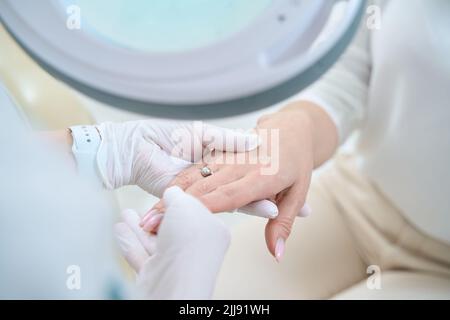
140, 209, 158, 227
298, 204, 312, 218
142, 213, 164, 232
275, 238, 285, 263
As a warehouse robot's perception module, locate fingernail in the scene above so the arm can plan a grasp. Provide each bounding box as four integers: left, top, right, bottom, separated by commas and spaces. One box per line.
298, 204, 312, 218
140, 209, 158, 227
275, 238, 285, 263
142, 213, 164, 232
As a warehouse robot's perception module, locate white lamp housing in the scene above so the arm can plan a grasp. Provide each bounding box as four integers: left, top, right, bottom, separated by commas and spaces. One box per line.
0, 0, 366, 118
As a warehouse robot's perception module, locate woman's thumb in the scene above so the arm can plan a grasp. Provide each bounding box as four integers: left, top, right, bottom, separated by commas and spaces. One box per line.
265, 187, 305, 262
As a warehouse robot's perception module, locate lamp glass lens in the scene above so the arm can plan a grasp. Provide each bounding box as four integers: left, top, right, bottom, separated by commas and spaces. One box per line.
61, 0, 272, 52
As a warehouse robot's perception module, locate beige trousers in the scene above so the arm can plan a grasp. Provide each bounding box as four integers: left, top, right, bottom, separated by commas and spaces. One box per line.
214, 154, 450, 300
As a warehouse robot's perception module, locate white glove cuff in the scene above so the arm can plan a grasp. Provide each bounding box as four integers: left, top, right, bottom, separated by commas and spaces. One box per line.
69, 125, 102, 185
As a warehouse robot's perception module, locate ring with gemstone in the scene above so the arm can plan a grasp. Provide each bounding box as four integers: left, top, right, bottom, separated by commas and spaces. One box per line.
200, 166, 213, 178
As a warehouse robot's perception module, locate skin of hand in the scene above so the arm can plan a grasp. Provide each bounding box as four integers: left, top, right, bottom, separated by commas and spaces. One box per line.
150, 102, 339, 261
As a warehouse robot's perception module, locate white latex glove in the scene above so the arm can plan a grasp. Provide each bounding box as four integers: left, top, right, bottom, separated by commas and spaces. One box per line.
114, 187, 230, 300
96, 120, 283, 219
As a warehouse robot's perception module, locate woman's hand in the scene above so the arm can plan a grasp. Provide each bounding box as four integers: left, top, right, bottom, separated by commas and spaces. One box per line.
95, 120, 281, 219
151, 102, 339, 261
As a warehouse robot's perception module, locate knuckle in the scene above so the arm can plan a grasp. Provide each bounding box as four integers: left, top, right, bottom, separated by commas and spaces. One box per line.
230, 169, 243, 180
197, 180, 211, 194
275, 216, 294, 237
216, 185, 233, 198
175, 172, 194, 189
216, 186, 239, 206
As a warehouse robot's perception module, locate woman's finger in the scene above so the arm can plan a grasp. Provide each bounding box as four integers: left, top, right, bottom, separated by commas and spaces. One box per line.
148, 165, 207, 213
166, 165, 203, 191
198, 174, 275, 213
142, 213, 164, 233
185, 166, 246, 198
170, 162, 222, 189
146, 162, 222, 214
238, 200, 279, 219
265, 183, 306, 262
298, 203, 312, 217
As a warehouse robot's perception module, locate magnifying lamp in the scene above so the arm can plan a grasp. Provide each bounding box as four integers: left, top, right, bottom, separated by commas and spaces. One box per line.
0, 0, 366, 119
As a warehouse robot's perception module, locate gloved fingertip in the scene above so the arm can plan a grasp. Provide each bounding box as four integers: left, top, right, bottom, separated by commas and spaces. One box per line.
263, 201, 279, 219
268, 212, 279, 219
168, 155, 191, 169
239, 200, 279, 219
298, 204, 312, 217
162, 186, 184, 206
245, 134, 261, 151
231, 133, 260, 153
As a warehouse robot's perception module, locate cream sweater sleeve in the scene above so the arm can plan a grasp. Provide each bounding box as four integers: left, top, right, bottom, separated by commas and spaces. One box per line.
298, 16, 372, 143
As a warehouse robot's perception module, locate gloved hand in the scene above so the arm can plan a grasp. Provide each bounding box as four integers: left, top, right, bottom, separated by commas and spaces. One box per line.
95, 120, 282, 219
114, 187, 230, 300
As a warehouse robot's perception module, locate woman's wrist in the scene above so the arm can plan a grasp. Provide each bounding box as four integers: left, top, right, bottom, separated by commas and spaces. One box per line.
260, 100, 339, 168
